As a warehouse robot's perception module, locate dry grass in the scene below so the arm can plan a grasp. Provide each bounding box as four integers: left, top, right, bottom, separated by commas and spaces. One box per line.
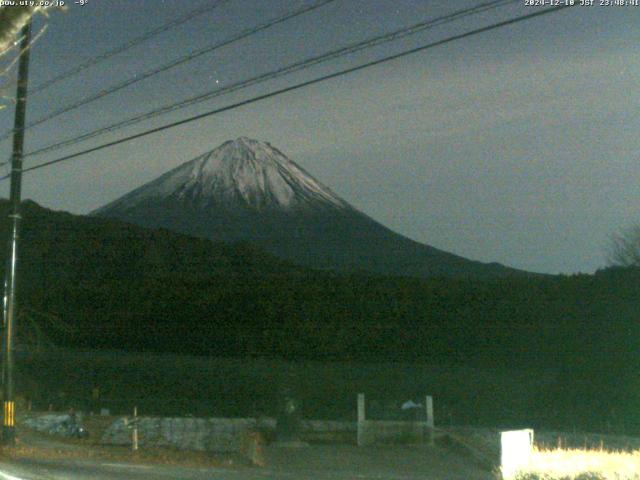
510, 446, 640, 480
1, 425, 240, 469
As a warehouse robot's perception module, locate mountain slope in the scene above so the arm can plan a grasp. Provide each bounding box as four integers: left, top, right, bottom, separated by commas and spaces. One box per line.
94, 137, 524, 278
1, 200, 636, 435
3, 198, 640, 436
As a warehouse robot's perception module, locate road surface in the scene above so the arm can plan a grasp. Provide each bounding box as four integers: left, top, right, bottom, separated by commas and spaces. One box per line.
0, 444, 493, 480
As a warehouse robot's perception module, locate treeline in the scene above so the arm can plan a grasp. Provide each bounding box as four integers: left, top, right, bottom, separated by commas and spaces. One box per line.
0, 200, 637, 370
1, 200, 639, 430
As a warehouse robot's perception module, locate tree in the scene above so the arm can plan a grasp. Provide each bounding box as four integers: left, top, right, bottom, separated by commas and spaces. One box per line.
0, 5, 54, 110
607, 225, 640, 267
0, 6, 47, 54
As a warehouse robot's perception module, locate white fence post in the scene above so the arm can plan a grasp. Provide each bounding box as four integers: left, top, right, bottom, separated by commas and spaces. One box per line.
132, 406, 139, 451
357, 393, 365, 446
425, 395, 434, 446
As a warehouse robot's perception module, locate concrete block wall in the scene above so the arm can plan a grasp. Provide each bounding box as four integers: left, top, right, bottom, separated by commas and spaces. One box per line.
22, 413, 77, 436
101, 416, 355, 452
21, 412, 355, 452
101, 416, 276, 452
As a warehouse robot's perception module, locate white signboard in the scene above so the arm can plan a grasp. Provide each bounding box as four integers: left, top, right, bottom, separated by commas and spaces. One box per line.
501, 428, 534, 479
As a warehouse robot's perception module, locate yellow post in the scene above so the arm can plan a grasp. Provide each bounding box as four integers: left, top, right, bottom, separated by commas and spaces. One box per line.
3, 401, 15, 428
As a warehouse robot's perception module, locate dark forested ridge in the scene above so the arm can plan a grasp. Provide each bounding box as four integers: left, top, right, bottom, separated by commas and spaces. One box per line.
0, 199, 638, 370
2, 200, 639, 431
1, 202, 640, 363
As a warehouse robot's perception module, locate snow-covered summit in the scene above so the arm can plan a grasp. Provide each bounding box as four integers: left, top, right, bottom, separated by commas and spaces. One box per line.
98, 137, 350, 213
94, 137, 523, 279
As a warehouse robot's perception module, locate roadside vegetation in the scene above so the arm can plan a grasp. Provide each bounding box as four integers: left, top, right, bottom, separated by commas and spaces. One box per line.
3, 200, 640, 435
510, 446, 640, 480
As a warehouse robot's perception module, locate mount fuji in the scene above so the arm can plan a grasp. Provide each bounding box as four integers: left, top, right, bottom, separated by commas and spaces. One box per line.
93, 137, 521, 278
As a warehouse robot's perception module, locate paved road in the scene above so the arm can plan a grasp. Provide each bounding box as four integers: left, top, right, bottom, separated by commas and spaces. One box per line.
1, 459, 250, 480
0, 444, 493, 480
0, 459, 427, 480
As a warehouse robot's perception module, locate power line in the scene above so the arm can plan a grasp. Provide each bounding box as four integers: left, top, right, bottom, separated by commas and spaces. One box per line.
28, 0, 231, 96
25, 0, 517, 159
7, 4, 575, 180
0, 0, 337, 143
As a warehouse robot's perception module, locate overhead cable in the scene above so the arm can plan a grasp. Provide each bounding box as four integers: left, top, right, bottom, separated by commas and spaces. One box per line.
25, 0, 517, 158
29, 0, 232, 96
7, 4, 575, 179
0, 0, 337, 143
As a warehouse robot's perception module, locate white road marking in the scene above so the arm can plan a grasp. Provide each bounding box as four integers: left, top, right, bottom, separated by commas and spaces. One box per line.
0, 469, 25, 480
100, 463, 152, 469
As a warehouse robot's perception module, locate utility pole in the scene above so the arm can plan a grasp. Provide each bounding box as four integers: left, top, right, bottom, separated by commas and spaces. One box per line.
2, 20, 32, 446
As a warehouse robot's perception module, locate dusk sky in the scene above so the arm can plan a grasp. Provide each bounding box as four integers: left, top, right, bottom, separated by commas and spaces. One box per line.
0, 0, 638, 275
